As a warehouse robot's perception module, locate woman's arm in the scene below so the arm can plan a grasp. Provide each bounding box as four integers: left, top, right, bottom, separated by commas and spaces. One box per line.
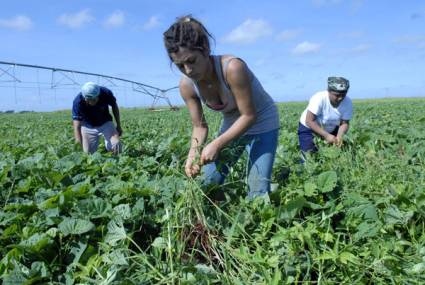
335, 120, 349, 146
305, 111, 336, 144
180, 78, 209, 176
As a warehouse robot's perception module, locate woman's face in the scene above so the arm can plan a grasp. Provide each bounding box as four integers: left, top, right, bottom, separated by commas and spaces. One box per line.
170, 47, 210, 81
328, 90, 347, 107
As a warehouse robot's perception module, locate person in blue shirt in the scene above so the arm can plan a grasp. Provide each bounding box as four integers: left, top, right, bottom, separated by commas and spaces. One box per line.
72, 82, 122, 154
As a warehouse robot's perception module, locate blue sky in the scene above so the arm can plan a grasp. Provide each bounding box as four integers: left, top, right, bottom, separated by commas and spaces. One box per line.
0, 0, 424, 111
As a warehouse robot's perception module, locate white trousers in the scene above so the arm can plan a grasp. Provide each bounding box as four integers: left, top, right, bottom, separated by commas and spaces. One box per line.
81, 121, 120, 154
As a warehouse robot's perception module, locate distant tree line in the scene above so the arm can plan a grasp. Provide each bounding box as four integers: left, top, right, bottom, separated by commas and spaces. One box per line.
0, 110, 34, 114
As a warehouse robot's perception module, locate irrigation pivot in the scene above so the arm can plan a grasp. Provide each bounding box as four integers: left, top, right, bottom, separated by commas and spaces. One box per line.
0, 60, 179, 111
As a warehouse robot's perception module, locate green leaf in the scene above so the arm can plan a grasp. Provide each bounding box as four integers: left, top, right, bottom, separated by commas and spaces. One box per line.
304, 182, 317, 197
271, 267, 282, 285
53, 153, 83, 173
317, 171, 338, 193
321, 147, 340, 159
0, 159, 12, 183
77, 198, 112, 219
344, 193, 370, 206
316, 251, 336, 261
353, 221, 382, 241
29, 261, 50, 279
363, 204, 378, 220
105, 220, 127, 246
2, 224, 18, 239
114, 204, 131, 220
58, 218, 94, 236
267, 255, 280, 267
2, 268, 28, 285
322, 232, 334, 242
278, 197, 306, 221
384, 205, 414, 225
409, 262, 425, 274
348, 203, 378, 220
195, 264, 217, 276
152, 237, 167, 249
19, 233, 53, 253
105, 250, 128, 266
70, 242, 88, 265
132, 198, 145, 216
37, 195, 59, 210
17, 153, 45, 167
339, 251, 359, 264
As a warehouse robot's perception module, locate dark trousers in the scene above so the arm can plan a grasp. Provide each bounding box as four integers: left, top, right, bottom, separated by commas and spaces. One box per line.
297, 123, 338, 153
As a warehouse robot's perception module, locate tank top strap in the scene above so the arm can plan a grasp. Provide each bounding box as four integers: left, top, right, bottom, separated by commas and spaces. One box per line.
213, 55, 237, 90
214, 56, 252, 91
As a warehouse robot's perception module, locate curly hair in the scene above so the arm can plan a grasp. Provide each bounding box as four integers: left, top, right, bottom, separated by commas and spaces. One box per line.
163, 15, 214, 59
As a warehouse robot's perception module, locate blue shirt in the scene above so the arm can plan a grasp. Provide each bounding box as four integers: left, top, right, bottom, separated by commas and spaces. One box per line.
72, 87, 116, 127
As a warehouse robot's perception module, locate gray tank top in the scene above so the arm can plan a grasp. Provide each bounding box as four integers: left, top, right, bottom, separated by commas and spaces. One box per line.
188, 55, 280, 135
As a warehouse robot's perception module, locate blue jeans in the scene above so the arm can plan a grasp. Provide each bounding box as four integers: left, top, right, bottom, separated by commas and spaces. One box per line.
202, 128, 279, 199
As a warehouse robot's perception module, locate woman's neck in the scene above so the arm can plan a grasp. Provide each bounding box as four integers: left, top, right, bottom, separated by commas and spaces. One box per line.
198, 56, 216, 85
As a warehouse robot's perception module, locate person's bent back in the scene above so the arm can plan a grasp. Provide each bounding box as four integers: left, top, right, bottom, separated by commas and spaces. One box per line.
72, 82, 123, 154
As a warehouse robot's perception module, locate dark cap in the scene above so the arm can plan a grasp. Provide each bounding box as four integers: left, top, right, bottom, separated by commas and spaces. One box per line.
328, 77, 350, 92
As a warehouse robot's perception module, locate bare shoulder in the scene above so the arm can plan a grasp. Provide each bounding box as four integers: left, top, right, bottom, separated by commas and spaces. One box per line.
220, 55, 246, 72
179, 76, 197, 100
220, 55, 249, 84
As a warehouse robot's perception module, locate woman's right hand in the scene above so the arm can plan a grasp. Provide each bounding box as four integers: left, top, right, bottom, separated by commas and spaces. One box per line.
325, 133, 337, 144
185, 156, 201, 178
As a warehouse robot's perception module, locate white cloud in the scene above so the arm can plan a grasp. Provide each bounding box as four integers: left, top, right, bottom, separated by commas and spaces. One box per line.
275, 29, 302, 42
104, 10, 125, 28
0, 15, 32, 31
222, 19, 273, 44
58, 9, 94, 29
292, 41, 321, 55
143, 16, 160, 30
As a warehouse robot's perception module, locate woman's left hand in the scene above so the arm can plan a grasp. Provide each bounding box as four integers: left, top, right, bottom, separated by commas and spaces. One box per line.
335, 136, 343, 147
200, 141, 221, 165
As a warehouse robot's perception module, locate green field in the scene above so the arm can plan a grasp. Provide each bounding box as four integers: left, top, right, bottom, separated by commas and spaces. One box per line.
1, 98, 425, 284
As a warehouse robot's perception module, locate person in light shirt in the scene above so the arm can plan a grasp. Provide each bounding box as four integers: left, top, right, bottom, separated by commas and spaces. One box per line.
298, 77, 352, 155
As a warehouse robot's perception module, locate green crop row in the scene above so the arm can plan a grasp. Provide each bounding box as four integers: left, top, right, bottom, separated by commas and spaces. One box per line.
0, 98, 424, 284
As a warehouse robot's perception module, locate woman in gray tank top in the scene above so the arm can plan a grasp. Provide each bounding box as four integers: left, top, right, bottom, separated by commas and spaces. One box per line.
163, 16, 280, 199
